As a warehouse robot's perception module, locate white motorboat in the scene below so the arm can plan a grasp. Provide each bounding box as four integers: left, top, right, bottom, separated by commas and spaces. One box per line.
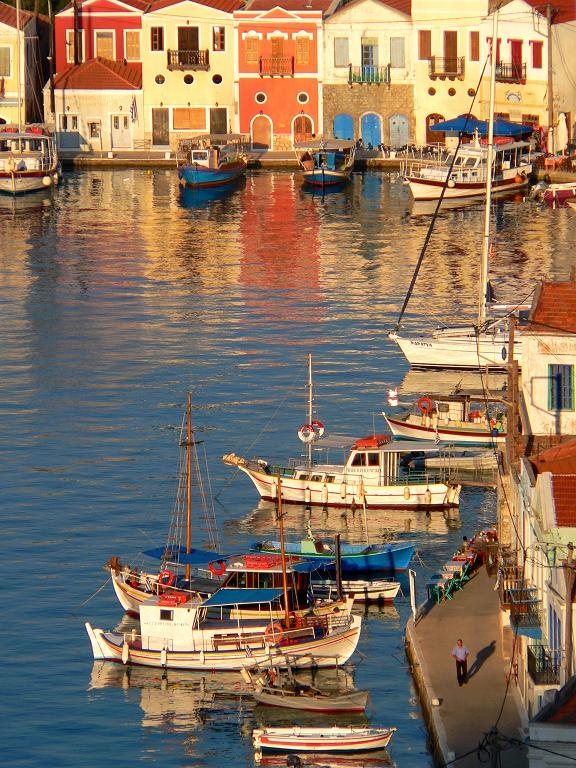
253, 725, 396, 753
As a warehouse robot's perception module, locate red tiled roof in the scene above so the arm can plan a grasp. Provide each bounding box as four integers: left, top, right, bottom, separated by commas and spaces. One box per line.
245, 0, 335, 11
53, 58, 142, 90
552, 475, 576, 527
519, 0, 576, 24
527, 279, 576, 335
328, 0, 410, 17
149, 0, 242, 13
60, 0, 150, 12
0, 0, 35, 28
532, 439, 576, 475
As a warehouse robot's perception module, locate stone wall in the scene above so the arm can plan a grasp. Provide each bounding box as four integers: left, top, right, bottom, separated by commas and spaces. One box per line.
323, 84, 414, 145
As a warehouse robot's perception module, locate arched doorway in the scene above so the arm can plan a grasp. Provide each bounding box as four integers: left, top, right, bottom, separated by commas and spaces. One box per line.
360, 113, 381, 148
252, 115, 272, 149
333, 113, 354, 140
293, 115, 313, 144
389, 114, 409, 148
426, 113, 445, 144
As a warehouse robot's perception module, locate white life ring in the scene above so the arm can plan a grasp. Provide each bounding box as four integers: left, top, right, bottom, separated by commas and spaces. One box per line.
311, 419, 325, 437
298, 424, 315, 443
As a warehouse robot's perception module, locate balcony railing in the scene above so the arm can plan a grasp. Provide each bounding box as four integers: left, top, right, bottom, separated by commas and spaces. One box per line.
167, 49, 210, 71
428, 56, 465, 80
259, 57, 294, 77
527, 644, 561, 685
495, 62, 526, 83
348, 64, 391, 85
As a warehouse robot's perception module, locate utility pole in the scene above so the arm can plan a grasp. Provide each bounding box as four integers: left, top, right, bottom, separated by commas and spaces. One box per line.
506, 316, 518, 469
546, 3, 555, 154
73, 0, 80, 66
47, 0, 55, 119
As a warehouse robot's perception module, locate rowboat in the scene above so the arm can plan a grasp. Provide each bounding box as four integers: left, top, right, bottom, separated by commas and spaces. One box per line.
311, 578, 401, 604
295, 139, 356, 187
253, 726, 396, 753
176, 134, 247, 188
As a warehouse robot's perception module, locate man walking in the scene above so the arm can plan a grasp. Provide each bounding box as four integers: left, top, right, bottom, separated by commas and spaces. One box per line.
452, 638, 469, 686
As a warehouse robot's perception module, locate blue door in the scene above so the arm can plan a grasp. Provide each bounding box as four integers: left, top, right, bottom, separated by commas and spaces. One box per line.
389, 114, 409, 148
333, 113, 354, 141
361, 113, 381, 149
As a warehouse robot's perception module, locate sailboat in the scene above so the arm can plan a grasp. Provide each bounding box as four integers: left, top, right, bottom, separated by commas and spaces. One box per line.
388, 9, 528, 371
0, 0, 60, 195
223, 354, 461, 510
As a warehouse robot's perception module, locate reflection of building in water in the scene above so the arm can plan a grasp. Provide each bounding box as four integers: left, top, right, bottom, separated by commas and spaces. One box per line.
398, 368, 507, 398
243, 500, 460, 539
89, 662, 252, 733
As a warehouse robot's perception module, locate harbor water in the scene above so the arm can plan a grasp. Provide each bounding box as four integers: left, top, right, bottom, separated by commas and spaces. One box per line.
1, 168, 574, 768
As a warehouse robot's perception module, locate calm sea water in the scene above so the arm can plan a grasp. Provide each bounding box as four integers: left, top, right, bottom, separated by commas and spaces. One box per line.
1, 168, 573, 768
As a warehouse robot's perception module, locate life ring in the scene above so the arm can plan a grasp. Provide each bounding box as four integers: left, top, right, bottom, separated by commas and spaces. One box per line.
158, 569, 174, 587
298, 424, 315, 443
311, 419, 325, 437
417, 396, 433, 415
265, 622, 283, 642
209, 560, 226, 576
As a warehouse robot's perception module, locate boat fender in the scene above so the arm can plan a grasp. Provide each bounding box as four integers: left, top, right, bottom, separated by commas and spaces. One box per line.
121, 641, 130, 665
160, 647, 167, 667
403, 486, 411, 500
158, 569, 175, 587
447, 179, 455, 188
340, 482, 347, 499
209, 560, 226, 576
321, 484, 328, 504
424, 488, 432, 505
417, 396, 433, 415
42, 175, 52, 187
305, 486, 311, 504
298, 424, 315, 443
265, 622, 283, 643
311, 419, 325, 437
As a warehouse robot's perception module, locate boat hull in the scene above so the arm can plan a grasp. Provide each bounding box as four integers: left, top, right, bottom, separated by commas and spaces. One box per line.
303, 169, 351, 187
406, 173, 529, 201
85, 615, 362, 671
253, 726, 396, 753
388, 330, 522, 370
384, 413, 506, 445
253, 541, 415, 573
541, 184, 576, 204
229, 461, 459, 511
0, 169, 59, 195
177, 161, 246, 188
313, 578, 401, 603
254, 688, 369, 713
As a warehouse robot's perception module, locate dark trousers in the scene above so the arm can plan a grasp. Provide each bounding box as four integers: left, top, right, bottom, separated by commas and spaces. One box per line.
456, 659, 467, 685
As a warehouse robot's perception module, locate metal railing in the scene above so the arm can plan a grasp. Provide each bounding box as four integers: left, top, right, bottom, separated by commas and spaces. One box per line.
495, 62, 526, 83
348, 64, 391, 85
527, 644, 560, 685
259, 56, 294, 77
167, 49, 210, 70
428, 56, 465, 79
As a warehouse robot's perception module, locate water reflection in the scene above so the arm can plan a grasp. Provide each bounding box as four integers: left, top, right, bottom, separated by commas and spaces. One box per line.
179, 178, 246, 208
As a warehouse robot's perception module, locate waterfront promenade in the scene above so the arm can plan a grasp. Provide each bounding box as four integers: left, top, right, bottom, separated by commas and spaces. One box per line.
406, 567, 529, 767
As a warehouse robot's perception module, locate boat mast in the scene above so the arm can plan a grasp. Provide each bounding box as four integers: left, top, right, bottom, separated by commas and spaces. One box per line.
185, 392, 192, 582
15, 0, 22, 133
306, 353, 313, 470
277, 475, 290, 624
478, 8, 498, 327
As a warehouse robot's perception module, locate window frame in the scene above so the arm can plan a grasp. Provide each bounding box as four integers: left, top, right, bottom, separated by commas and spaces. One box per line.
94, 29, 115, 60
418, 29, 431, 60
531, 40, 543, 69
150, 26, 165, 53
390, 36, 405, 68
212, 26, 225, 52
0, 45, 11, 77
245, 36, 259, 65
548, 364, 574, 411
65, 28, 84, 64
469, 30, 479, 62
334, 37, 349, 68
124, 29, 141, 62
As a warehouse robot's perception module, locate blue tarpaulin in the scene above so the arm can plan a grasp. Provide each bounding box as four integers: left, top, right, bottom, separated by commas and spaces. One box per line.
431, 116, 532, 136
202, 588, 285, 606
143, 546, 227, 566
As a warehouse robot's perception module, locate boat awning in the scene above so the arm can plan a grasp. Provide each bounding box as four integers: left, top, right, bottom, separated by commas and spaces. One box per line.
143, 546, 227, 566
202, 588, 285, 606
430, 117, 532, 136
314, 434, 357, 449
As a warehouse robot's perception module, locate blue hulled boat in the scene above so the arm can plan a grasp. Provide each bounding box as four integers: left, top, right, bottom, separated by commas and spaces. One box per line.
251, 536, 415, 574
176, 134, 247, 188
295, 139, 356, 188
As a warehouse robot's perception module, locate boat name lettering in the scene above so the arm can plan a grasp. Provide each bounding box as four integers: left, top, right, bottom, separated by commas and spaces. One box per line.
412, 341, 432, 347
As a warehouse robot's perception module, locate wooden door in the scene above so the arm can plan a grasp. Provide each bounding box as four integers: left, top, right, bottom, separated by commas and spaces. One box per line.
252, 115, 271, 149
293, 115, 312, 144
444, 31, 457, 74
210, 107, 227, 135
152, 108, 169, 146
178, 27, 198, 51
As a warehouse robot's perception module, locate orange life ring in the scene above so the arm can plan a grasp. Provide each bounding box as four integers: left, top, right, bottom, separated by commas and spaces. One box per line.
158, 569, 174, 587
311, 419, 325, 437
265, 622, 283, 643
209, 560, 226, 576
417, 396, 434, 415
298, 424, 315, 443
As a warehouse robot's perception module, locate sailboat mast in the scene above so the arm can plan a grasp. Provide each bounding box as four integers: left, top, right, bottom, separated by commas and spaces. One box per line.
15, 0, 22, 133
306, 353, 313, 469
277, 475, 290, 624
185, 392, 192, 581
479, 9, 498, 327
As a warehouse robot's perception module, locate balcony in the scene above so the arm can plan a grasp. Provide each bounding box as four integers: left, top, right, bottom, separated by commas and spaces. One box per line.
259, 57, 294, 77
167, 49, 210, 71
495, 62, 526, 84
348, 64, 391, 85
527, 644, 560, 685
428, 56, 465, 80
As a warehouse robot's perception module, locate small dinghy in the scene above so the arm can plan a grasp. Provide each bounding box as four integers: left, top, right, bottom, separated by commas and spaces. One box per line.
253, 725, 397, 753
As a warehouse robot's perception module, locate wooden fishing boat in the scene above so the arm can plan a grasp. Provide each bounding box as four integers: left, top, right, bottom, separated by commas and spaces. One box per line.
86, 591, 362, 672
383, 389, 508, 446
295, 139, 356, 188
253, 726, 396, 753
244, 667, 369, 713
176, 134, 247, 188
532, 179, 576, 205
311, 577, 401, 603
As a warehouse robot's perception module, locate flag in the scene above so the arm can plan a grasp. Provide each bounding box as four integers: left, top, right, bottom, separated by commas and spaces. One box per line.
130, 96, 138, 124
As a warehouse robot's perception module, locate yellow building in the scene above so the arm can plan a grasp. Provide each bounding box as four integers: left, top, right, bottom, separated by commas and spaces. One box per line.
141, 0, 241, 148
